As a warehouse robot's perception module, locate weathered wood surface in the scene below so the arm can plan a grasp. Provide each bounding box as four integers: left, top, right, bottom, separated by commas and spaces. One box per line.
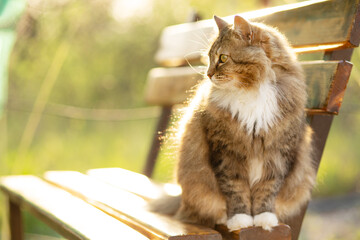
87, 167, 179, 200
87, 168, 291, 240
216, 224, 291, 240
145, 61, 352, 114
145, 66, 204, 106
285, 43, 356, 240
0, 175, 149, 240
156, 0, 360, 66
8, 198, 23, 240
304, 60, 352, 114
44, 171, 222, 240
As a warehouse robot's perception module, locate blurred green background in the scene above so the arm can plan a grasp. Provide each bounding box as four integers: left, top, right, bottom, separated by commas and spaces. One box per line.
0, 0, 359, 239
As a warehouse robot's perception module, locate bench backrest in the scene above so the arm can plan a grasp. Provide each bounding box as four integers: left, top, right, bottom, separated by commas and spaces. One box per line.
146, 0, 359, 114
154, 0, 360, 66
142, 1, 360, 239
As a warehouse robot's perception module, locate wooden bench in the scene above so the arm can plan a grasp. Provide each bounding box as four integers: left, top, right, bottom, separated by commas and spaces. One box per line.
1, 0, 360, 239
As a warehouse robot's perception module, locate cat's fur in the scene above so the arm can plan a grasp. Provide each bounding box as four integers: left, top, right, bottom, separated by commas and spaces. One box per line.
152, 15, 316, 232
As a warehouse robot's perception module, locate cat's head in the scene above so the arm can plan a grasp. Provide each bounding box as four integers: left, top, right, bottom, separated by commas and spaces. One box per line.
207, 15, 292, 90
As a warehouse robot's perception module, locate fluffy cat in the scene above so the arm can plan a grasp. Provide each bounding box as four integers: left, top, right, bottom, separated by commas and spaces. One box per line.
152, 15, 316, 232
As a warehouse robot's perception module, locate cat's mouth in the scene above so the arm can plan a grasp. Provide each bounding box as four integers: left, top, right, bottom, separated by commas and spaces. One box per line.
210, 74, 232, 84
211, 74, 249, 90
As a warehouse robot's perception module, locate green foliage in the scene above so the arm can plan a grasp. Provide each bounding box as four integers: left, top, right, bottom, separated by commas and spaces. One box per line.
2, 0, 265, 176
23, 211, 63, 238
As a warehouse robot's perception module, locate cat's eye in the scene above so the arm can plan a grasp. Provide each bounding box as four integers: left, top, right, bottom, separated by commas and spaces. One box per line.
219, 54, 228, 63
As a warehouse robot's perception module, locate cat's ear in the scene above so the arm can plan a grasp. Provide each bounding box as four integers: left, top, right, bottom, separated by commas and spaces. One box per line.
234, 15, 253, 43
214, 15, 228, 32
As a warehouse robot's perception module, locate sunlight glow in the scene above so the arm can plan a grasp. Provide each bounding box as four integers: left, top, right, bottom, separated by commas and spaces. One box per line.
238, 0, 328, 20
164, 183, 182, 196
111, 0, 152, 21
293, 43, 344, 53
87, 168, 164, 200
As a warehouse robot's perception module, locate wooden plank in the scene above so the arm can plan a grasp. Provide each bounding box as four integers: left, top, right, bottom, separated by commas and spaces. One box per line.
44, 171, 222, 240
155, 0, 360, 66
145, 61, 353, 115
254, 0, 360, 48
286, 48, 354, 240
8, 199, 24, 240
145, 66, 205, 106
88, 168, 291, 240
0, 176, 149, 240
304, 60, 352, 114
325, 61, 353, 113
87, 168, 181, 201
216, 224, 291, 240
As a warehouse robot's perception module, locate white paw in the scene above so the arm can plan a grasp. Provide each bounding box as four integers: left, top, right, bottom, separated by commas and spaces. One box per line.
227, 214, 253, 231
254, 212, 278, 231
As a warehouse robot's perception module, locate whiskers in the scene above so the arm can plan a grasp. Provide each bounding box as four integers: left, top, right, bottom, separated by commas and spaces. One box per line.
183, 30, 213, 77
184, 50, 207, 76
191, 29, 212, 49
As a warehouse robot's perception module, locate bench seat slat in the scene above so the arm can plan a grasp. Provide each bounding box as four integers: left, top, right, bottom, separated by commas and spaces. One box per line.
0, 176, 149, 240
87, 168, 292, 240
145, 60, 352, 115
88, 168, 177, 200
87, 168, 180, 201
156, 0, 360, 66
44, 171, 222, 240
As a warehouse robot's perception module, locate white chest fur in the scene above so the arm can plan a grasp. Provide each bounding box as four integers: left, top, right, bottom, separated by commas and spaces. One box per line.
210, 81, 280, 134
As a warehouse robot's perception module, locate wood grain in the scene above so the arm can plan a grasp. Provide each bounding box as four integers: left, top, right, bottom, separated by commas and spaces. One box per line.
216, 224, 291, 240
8, 199, 23, 240
88, 168, 291, 240
286, 40, 355, 240
145, 61, 353, 115
88, 168, 292, 240
87, 167, 174, 200
145, 66, 204, 106
44, 171, 221, 240
0, 176, 149, 240
326, 61, 353, 113
155, 0, 360, 66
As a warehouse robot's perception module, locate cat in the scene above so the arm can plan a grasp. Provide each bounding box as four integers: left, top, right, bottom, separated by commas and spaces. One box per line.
151, 15, 316, 232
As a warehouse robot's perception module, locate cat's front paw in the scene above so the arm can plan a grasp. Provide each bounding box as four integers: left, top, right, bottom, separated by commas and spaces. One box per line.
227, 214, 253, 231
253, 212, 278, 231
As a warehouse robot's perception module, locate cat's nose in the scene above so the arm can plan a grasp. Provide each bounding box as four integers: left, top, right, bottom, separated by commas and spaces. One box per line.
207, 72, 214, 79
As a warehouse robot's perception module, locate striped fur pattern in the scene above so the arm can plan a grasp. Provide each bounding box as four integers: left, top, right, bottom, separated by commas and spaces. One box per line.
159, 16, 316, 231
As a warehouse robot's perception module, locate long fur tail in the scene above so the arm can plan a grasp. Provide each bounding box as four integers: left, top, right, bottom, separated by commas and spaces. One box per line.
148, 195, 181, 216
